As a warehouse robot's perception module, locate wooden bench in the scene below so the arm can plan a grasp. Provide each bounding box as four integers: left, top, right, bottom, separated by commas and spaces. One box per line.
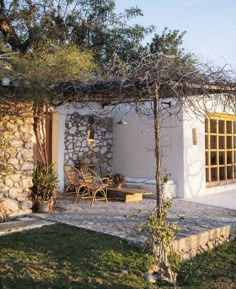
107, 187, 153, 203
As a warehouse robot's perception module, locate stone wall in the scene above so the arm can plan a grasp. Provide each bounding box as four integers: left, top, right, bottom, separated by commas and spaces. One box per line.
64, 113, 113, 175
0, 116, 34, 202
172, 224, 236, 260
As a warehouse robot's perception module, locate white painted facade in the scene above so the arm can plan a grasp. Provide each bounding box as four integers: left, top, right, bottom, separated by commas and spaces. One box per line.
53, 98, 236, 199
112, 99, 236, 199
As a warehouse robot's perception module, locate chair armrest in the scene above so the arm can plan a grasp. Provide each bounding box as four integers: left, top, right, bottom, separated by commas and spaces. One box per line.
101, 177, 112, 186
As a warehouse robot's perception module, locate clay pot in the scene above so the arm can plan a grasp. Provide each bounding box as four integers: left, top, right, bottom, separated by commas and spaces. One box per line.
116, 183, 122, 189
90, 153, 98, 164
80, 153, 90, 165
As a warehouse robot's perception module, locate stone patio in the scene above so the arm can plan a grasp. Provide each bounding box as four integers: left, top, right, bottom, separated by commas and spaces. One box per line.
32, 194, 236, 247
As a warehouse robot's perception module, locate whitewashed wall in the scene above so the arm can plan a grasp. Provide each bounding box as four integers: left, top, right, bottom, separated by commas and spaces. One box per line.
112, 98, 236, 199
181, 109, 206, 198
112, 108, 155, 178
112, 102, 184, 197
54, 97, 236, 198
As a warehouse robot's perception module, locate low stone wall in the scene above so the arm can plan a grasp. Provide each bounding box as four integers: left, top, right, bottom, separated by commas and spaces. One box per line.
172, 224, 236, 260
64, 113, 113, 174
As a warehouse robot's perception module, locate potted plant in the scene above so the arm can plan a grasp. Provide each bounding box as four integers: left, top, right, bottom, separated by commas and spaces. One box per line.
30, 163, 58, 212
113, 173, 125, 189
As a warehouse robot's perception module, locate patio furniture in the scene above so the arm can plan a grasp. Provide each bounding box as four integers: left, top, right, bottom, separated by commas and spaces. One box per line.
64, 164, 91, 202
80, 167, 109, 206
107, 187, 154, 202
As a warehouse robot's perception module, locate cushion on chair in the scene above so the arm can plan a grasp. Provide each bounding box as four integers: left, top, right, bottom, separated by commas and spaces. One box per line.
144, 179, 156, 185
125, 177, 148, 183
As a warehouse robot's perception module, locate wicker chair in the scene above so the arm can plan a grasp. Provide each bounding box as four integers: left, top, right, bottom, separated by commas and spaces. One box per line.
80, 167, 109, 206
64, 164, 91, 202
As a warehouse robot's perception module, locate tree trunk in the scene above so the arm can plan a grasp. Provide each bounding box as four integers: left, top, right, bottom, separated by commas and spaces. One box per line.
153, 88, 162, 217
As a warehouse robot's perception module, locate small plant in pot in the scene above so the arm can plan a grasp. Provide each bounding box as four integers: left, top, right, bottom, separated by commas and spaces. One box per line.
104, 173, 113, 186
113, 173, 125, 188
30, 162, 58, 212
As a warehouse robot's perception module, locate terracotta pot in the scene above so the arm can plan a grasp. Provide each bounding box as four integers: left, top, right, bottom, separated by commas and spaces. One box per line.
80, 153, 90, 165
37, 201, 49, 212
90, 153, 98, 164
116, 183, 122, 189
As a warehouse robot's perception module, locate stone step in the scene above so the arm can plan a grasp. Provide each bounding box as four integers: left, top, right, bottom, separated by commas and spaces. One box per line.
0, 217, 55, 236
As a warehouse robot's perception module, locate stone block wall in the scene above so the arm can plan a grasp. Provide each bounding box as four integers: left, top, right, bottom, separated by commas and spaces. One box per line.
0, 116, 34, 202
64, 113, 113, 175
172, 224, 236, 260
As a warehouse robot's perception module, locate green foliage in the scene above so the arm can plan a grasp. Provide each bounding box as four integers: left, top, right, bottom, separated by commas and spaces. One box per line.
148, 27, 186, 57
147, 27, 196, 69
113, 173, 126, 185
141, 199, 180, 283
0, 0, 153, 70
30, 163, 58, 202
0, 45, 96, 103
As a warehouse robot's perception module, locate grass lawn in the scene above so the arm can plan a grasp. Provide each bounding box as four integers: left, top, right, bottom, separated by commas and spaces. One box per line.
0, 223, 235, 289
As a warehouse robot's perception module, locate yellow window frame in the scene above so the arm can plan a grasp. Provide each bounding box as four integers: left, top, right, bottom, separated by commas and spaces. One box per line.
205, 113, 236, 186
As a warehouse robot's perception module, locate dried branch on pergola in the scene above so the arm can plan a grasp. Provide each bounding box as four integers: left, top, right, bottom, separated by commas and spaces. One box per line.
58, 55, 236, 108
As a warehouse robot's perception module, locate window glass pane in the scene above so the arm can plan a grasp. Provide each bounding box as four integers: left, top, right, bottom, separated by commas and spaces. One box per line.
211, 167, 217, 181
226, 121, 232, 133
219, 120, 224, 134
205, 135, 208, 149
210, 119, 217, 133
206, 168, 209, 182
234, 166, 236, 178
227, 151, 232, 164
210, 135, 217, 149
227, 166, 233, 179
205, 119, 209, 133
219, 152, 225, 165
218, 136, 224, 149
234, 136, 236, 148
219, 167, 225, 180
233, 122, 236, 134
234, 151, 236, 163
205, 152, 209, 166
227, 136, 232, 149
211, 152, 217, 165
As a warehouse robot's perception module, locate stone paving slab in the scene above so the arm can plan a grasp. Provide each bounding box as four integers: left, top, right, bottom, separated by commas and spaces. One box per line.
0, 216, 55, 236
32, 195, 236, 246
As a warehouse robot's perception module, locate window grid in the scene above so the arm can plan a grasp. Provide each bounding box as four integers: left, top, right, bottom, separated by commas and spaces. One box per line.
205, 113, 236, 186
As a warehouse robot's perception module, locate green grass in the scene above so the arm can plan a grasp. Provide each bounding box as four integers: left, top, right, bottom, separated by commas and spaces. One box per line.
0, 223, 235, 289
0, 223, 154, 289
176, 239, 236, 289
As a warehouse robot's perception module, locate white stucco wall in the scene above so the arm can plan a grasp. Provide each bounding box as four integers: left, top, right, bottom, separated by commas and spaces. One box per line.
112, 97, 236, 199
112, 106, 155, 178
161, 109, 185, 198
112, 102, 185, 197
181, 109, 206, 198
54, 96, 236, 198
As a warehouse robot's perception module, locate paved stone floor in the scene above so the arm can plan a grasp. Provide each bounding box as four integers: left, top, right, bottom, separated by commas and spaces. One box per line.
33, 194, 236, 246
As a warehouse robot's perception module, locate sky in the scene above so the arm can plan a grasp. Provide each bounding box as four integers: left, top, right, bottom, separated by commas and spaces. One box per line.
115, 0, 236, 70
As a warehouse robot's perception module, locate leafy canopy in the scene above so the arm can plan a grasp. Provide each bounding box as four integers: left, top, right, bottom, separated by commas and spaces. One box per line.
0, 0, 154, 69
0, 45, 96, 102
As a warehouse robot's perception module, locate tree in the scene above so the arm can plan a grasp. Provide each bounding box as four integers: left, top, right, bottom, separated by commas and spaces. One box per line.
148, 27, 186, 56
0, 0, 153, 69
60, 52, 235, 283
